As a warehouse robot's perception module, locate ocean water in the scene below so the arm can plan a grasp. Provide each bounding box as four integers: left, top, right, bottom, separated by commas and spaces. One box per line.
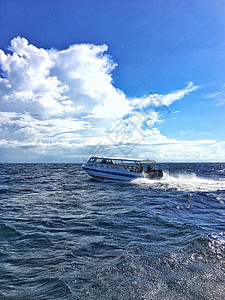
0, 163, 224, 300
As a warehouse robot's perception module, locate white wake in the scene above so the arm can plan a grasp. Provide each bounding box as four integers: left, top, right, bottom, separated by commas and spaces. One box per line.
132, 172, 225, 192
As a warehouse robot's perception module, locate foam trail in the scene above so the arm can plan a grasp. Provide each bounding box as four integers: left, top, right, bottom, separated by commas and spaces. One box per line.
132, 172, 225, 192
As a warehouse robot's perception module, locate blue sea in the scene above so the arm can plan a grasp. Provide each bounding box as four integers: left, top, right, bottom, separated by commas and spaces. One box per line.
0, 163, 225, 299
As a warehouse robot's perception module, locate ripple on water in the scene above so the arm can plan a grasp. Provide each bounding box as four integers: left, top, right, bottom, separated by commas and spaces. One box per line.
0, 163, 224, 299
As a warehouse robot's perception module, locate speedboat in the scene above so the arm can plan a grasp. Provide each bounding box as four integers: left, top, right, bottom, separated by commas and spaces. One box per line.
82, 156, 163, 181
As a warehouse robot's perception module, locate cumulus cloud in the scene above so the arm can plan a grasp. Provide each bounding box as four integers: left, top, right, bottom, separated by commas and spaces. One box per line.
1, 37, 221, 162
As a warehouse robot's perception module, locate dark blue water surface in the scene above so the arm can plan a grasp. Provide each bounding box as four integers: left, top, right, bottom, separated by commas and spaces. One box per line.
0, 163, 225, 299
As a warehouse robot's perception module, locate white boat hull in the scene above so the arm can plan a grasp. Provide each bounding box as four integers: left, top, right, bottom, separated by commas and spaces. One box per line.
82, 164, 144, 181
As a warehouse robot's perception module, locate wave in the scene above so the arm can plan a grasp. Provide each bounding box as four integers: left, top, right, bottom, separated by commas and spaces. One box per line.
132, 172, 225, 192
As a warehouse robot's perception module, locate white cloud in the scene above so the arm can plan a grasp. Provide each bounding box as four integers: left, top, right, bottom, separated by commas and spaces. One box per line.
0, 111, 89, 151
1, 37, 222, 162
204, 86, 225, 106
131, 82, 199, 109
0, 36, 130, 119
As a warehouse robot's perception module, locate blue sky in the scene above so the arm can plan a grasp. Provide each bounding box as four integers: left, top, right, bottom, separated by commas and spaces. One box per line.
0, 0, 225, 162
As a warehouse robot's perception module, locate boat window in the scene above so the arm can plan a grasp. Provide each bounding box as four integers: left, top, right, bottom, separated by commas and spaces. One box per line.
96, 158, 102, 163
122, 164, 141, 173
89, 157, 96, 162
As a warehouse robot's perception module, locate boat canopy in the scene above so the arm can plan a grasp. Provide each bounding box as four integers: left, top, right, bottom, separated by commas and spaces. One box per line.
89, 156, 156, 165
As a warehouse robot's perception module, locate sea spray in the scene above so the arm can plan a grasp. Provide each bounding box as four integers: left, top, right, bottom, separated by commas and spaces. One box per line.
132, 172, 225, 192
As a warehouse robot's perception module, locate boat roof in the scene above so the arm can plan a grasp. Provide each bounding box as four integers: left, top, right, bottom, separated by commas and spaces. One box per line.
91, 156, 156, 164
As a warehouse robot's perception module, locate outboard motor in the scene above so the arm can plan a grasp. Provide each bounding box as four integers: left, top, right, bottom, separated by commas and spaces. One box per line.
157, 169, 163, 179
145, 168, 163, 179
